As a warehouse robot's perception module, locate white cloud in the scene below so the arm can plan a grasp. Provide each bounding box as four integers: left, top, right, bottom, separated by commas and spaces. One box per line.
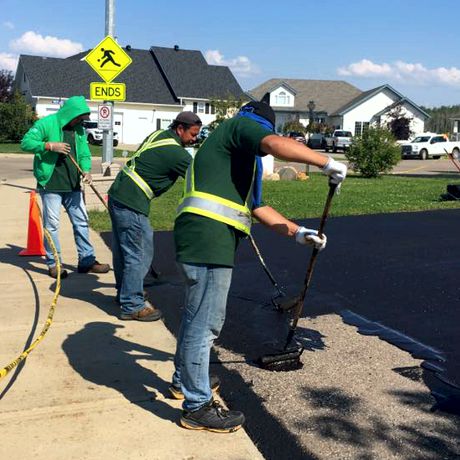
338, 59, 392, 77
10, 31, 83, 58
0, 52, 18, 72
338, 59, 460, 87
2, 21, 14, 30
205, 49, 259, 77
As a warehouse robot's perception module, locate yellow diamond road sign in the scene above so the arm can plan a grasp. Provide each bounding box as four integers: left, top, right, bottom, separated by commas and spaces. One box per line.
85, 36, 132, 83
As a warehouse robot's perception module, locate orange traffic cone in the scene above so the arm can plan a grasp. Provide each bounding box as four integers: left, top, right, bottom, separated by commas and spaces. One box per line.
19, 190, 46, 256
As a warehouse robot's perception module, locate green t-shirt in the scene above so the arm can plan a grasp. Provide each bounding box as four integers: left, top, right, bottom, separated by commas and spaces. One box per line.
174, 117, 272, 267
38, 130, 80, 192
108, 129, 192, 216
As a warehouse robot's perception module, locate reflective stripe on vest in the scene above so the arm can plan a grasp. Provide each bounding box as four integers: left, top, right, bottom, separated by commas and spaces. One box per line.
122, 132, 180, 200
122, 166, 154, 200
176, 158, 254, 235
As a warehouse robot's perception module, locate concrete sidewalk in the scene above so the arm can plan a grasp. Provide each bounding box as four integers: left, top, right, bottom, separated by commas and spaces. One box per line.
0, 177, 264, 460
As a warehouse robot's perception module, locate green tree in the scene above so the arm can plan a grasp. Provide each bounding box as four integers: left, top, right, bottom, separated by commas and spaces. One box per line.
282, 120, 305, 134
0, 91, 35, 142
208, 94, 248, 129
422, 104, 460, 134
386, 105, 413, 140
0, 69, 14, 102
346, 127, 400, 178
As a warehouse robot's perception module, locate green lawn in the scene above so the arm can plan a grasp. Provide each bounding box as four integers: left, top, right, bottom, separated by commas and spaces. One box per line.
88, 173, 460, 232
0, 142, 125, 157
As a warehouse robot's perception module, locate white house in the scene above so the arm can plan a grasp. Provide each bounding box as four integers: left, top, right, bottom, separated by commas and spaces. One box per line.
249, 79, 429, 137
14, 45, 245, 145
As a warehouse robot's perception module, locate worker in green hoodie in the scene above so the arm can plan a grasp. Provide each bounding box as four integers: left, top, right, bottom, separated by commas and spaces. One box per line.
21, 96, 110, 279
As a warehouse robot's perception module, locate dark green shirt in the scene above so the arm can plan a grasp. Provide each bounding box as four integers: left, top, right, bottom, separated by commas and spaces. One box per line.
38, 130, 80, 192
174, 117, 272, 267
108, 129, 192, 216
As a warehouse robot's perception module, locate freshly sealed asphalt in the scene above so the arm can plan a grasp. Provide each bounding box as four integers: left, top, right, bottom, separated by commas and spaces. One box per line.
101, 208, 460, 458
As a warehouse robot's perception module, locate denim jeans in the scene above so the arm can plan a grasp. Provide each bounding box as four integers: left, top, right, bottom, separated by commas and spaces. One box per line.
172, 262, 233, 411
39, 190, 96, 269
108, 197, 153, 314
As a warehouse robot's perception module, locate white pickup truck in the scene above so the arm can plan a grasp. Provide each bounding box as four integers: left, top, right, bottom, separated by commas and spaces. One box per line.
324, 129, 353, 152
400, 133, 460, 160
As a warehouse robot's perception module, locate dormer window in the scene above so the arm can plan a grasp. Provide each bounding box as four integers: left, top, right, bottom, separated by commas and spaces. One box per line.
275, 91, 290, 105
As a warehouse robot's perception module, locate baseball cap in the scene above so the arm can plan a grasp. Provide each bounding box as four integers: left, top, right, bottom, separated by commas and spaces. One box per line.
174, 111, 202, 125
239, 101, 275, 127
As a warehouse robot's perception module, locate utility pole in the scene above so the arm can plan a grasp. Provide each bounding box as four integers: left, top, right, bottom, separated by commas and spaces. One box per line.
102, 0, 115, 173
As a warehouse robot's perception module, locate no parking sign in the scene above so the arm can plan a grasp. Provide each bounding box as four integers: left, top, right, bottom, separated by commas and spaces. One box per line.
97, 104, 112, 130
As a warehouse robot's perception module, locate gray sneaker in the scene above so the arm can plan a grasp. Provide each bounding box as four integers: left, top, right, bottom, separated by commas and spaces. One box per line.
180, 399, 245, 433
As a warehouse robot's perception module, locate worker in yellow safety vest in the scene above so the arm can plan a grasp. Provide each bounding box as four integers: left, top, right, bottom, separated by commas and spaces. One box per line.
108, 112, 202, 321
171, 101, 347, 432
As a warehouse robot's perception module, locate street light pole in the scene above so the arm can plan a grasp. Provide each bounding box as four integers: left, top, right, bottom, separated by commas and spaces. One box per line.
306, 100, 316, 176
102, 0, 115, 174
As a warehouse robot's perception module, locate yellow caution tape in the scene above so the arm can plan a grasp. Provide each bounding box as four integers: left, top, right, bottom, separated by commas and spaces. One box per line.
0, 228, 61, 380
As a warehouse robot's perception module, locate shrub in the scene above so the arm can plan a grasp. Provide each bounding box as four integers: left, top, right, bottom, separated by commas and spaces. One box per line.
0, 92, 35, 142
345, 127, 401, 178
282, 120, 305, 134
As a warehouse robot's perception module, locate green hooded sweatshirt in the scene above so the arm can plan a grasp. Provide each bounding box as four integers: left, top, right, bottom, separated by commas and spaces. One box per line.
21, 96, 92, 187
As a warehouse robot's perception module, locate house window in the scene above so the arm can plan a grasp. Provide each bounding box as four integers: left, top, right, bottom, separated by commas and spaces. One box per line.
156, 119, 172, 130
275, 91, 290, 105
354, 121, 370, 136
197, 102, 205, 114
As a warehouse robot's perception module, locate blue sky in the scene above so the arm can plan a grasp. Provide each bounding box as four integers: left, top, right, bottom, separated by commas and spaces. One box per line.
1, 0, 459, 108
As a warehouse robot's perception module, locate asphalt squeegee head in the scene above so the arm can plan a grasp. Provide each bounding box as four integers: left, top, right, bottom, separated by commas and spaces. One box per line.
256, 183, 337, 372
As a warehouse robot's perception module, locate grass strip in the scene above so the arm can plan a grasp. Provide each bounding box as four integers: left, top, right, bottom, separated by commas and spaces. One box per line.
88, 173, 460, 233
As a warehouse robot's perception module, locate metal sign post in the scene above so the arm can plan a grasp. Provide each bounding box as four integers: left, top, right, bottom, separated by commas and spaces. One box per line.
103, 0, 115, 169
85, 0, 132, 174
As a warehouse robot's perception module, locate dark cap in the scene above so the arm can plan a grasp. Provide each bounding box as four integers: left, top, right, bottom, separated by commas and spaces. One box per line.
239, 101, 275, 126
174, 111, 202, 126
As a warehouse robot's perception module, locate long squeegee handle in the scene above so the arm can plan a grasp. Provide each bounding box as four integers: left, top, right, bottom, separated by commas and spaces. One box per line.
249, 234, 279, 288
67, 154, 109, 211
299, 181, 337, 301
284, 182, 337, 348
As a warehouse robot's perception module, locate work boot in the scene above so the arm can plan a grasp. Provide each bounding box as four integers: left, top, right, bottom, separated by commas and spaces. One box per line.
180, 399, 245, 433
48, 266, 68, 279
119, 301, 162, 322
77, 260, 110, 274
169, 376, 221, 400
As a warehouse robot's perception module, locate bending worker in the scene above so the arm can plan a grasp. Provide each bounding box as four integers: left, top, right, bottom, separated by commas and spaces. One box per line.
21, 95, 110, 279
172, 101, 347, 433
108, 112, 202, 321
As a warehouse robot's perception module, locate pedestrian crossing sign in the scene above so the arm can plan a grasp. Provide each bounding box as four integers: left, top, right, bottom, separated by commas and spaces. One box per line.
85, 36, 132, 83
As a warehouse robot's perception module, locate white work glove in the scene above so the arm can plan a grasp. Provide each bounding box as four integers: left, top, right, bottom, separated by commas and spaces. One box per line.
82, 173, 93, 185
322, 157, 347, 187
46, 142, 71, 155
295, 226, 327, 251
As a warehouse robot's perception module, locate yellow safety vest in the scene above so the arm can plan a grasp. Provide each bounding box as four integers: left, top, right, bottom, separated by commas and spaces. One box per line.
176, 158, 255, 235
122, 130, 180, 200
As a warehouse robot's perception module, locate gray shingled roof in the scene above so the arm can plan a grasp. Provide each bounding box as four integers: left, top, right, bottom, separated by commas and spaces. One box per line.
17, 46, 243, 104
248, 78, 363, 114
150, 46, 244, 99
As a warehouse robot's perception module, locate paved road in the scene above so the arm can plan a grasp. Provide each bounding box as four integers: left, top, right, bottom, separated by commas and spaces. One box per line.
2, 153, 460, 182
100, 207, 460, 459
277, 152, 460, 177
0, 154, 126, 181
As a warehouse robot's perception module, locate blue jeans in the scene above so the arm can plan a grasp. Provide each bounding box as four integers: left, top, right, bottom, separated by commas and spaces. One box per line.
39, 190, 96, 269
108, 197, 153, 314
172, 262, 233, 411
